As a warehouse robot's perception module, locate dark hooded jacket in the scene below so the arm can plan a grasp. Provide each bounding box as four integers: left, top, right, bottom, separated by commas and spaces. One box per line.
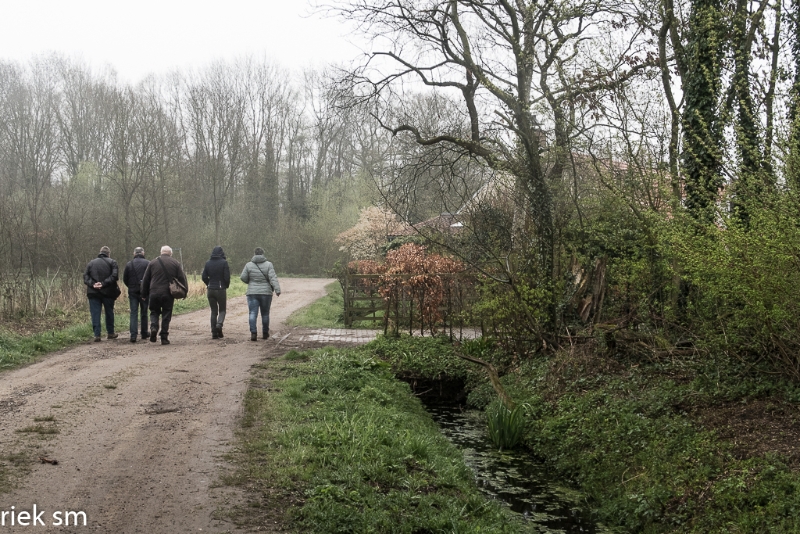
201, 246, 230, 291
140, 254, 187, 300
123, 254, 149, 298
84, 253, 120, 299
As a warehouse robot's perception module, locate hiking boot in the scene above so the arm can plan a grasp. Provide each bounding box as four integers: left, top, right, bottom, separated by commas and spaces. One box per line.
130, 337, 137, 343
216, 325, 224, 339
141, 331, 149, 340
150, 328, 158, 342
107, 333, 118, 340
94, 336, 101, 342
262, 333, 269, 340
212, 331, 219, 339
161, 338, 170, 345
250, 333, 257, 341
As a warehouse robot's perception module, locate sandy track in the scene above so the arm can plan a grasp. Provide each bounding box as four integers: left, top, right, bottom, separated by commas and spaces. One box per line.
0, 278, 334, 533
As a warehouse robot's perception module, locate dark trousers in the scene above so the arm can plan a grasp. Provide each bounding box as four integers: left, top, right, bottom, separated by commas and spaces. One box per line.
149, 294, 174, 339
207, 288, 227, 332
88, 296, 116, 337
247, 294, 273, 335
129, 296, 149, 338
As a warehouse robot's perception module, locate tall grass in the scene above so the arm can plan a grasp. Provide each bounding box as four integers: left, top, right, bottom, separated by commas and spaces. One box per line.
486, 403, 525, 451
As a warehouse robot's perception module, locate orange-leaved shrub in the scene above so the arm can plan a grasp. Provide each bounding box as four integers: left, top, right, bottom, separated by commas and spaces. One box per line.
349, 244, 466, 333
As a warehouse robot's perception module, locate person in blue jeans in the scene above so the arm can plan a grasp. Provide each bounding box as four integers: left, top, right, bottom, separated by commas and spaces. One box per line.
122, 247, 149, 342
240, 247, 281, 341
83, 246, 120, 342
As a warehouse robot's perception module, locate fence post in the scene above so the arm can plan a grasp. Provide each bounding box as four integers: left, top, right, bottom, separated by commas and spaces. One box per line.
344, 272, 351, 328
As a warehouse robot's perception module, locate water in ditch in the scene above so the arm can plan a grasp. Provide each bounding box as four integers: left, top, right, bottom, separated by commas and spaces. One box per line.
425, 402, 611, 533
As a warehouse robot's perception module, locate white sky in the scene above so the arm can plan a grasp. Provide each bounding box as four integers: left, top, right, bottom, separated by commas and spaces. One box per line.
0, 0, 367, 83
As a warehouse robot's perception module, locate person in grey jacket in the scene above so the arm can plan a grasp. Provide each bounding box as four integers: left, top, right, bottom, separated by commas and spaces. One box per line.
201, 246, 230, 339
240, 247, 281, 341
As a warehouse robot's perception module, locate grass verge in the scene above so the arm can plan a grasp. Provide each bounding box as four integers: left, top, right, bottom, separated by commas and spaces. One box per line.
286, 281, 345, 328
228, 346, 534, 533
286, 280, 383, 330
0, 279, 247, 372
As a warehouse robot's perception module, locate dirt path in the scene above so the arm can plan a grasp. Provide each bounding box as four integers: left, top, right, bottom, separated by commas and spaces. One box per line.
0, 278, 334, 533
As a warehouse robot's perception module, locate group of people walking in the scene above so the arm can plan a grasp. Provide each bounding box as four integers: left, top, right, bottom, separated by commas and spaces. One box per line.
83, 245, 281, 344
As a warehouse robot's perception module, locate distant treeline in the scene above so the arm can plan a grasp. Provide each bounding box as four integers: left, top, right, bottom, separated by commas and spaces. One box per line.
0, 55, 385, 302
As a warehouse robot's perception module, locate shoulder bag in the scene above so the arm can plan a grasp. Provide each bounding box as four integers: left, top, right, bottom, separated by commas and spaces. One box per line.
253, 262, 276, 293
157, 257, 188, 299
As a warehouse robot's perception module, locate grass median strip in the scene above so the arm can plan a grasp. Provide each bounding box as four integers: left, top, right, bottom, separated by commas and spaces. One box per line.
229, 346, 533, 533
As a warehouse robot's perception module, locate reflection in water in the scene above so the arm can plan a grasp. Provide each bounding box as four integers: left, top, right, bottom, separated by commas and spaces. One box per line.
426, 403, 610, 533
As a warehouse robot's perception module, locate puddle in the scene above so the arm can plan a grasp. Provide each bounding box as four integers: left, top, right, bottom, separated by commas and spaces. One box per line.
426, 402, 609, 533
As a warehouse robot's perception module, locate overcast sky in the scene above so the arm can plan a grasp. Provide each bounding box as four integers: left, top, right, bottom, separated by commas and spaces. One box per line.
0, 0, 365, 83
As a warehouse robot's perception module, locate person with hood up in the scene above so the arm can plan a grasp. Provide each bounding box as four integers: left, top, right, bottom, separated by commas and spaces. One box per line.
83, 245, 120, 342
122, 247, 150, 343
140, 245, 188, 345
240, 247, 281, 341
201, 246, 231, 339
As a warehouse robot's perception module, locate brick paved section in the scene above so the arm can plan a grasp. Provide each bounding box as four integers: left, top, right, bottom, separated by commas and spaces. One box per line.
297, 329, 379, 344
292, 328, 481, 345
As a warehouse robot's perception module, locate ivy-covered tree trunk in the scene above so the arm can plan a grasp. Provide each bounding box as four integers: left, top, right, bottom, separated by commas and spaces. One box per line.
788, 0, 800, 192
681, 0, 725, 223
730, 0, 770, 226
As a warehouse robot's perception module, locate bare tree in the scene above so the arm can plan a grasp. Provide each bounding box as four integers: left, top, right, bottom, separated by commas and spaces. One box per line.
181, 64, 246, 244
327, 0, 654, 334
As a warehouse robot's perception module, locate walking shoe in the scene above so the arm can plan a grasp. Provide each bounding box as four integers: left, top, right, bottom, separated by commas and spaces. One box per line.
161, 338, 170, 345
250, 333, 257, 341
130, 337, 137, 343
212, 331, 219, 339
94, 336, 101, 342
150, 328, 158, 342
141, 331, 149, 340
216, 325, 224, 339
262, 333, 269, 340
107, 333, 118, 340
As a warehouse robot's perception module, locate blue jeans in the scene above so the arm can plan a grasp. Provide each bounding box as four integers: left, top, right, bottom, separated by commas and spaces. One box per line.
247, 294, 273, 336
129, 296, 149, 338
88, 296, 116, 337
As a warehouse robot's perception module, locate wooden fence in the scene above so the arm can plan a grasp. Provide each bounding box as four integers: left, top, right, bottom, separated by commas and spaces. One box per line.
343, 272, 478, 339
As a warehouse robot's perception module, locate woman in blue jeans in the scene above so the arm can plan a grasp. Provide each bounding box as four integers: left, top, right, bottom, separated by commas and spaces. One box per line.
240, 247, 281, 341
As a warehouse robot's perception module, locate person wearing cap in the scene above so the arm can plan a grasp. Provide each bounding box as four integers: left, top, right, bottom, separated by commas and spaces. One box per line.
140, 245, 188, 345
240, 247, 281, 341
201, 246, 230, 339
83, 246, 121, 342
122, 247, 150, 343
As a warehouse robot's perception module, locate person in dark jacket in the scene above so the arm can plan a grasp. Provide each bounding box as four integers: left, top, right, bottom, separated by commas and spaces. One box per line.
83, 245, 120, 342
140, 245, 188, 345
201, 246, 231, 339
122, 247, 150, 343
240, 247, 281, 341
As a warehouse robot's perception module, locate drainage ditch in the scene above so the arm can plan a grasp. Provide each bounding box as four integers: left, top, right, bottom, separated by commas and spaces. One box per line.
407, 379, 608, 533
